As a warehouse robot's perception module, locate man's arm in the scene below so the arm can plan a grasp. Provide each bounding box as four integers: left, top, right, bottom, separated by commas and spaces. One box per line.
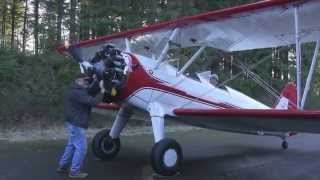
72, 89, 100, 106
67, 46, 84, 62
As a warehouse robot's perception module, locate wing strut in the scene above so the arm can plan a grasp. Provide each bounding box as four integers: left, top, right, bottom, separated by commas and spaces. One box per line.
154, 28, 180, 69
294, 6, 302, 110
301, 37, 320, 109
177, 45, 206, 76
125, 38, 131, 53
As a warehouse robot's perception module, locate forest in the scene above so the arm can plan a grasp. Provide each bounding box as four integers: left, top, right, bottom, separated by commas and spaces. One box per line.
0, 0, 320, 128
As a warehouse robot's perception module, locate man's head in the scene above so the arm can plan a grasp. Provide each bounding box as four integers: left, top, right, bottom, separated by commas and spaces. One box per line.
75, 74, 101, 96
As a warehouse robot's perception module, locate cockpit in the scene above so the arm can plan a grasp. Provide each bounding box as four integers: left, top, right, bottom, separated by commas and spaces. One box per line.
196, 71, 227, 90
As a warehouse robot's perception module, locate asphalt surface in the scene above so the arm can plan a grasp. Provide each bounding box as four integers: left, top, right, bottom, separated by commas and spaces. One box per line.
1, 128, 320, 180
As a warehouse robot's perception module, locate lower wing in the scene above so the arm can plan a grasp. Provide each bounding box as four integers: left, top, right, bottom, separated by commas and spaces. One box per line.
172, 108, 320, 134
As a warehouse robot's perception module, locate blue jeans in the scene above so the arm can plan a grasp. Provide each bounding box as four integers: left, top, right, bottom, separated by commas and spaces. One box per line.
59, 122, 87, 174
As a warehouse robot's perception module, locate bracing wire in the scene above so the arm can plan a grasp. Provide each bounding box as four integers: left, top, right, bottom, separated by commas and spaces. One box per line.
220, 46, 288, 87
236, 61, 280, 98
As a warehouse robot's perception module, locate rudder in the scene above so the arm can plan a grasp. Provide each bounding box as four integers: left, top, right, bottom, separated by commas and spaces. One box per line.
275, 83, 297, 110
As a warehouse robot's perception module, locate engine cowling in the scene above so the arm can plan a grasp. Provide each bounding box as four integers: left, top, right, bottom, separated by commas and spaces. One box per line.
90, 45, 130, 103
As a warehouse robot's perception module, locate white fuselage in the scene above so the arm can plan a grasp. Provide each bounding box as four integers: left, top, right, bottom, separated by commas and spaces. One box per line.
120, 53, 270, 116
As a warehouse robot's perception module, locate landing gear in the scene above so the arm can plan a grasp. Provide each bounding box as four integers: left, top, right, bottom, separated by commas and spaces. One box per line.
92, 105, 132, 160
151, 138, 183, 176
281, 140, 288, 150
257, 131, 292, 150
148, 103, 183, 176
280, 134, 289, 150
92, 129, 121, 160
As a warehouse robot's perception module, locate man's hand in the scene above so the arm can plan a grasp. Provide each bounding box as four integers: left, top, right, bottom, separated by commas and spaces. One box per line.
87, 78, 101, 97
99, 80, 106, 93
64, 41, 70, 49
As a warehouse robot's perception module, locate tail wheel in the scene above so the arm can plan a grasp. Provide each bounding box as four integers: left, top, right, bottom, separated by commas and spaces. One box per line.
282, 141, 288, 150
92, 129, 120, 160
150, 138, 183, 176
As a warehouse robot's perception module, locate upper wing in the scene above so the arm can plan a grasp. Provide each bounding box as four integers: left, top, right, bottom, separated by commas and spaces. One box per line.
172, 108, 320, 134
58, 0, 320, 61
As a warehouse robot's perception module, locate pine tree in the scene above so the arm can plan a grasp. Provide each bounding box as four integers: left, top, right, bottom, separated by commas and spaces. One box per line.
1, 0, 8, 47
69, 0, 77, 43
56, 0, 64, 44
33, 0, 39, 54
22, 0, 28, 53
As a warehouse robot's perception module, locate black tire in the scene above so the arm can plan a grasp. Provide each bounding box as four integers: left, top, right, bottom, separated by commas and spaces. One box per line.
92, 129, 120, 160
282, 141, 288, 150
150, 138, 183, 176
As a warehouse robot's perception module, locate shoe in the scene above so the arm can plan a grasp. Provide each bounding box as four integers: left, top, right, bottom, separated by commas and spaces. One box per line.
69, 171, 88, 178
56, 167, 69, 174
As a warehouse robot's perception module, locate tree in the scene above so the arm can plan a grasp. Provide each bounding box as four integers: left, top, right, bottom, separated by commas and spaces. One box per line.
1, 0, 8, 47
69, 0, 77, 43
22, 0, 28, 53
56, 0, 64, 44
7, 0, 24, 51
79, 0, 89, 40
41, 0, 58, 50
10, 0, 17, 49
33, 0, 39, 54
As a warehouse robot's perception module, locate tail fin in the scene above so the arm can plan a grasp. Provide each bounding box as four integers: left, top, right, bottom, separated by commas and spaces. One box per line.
275, 83, 297, 110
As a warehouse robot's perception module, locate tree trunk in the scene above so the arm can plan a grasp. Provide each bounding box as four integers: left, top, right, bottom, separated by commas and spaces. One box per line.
79, 0, 88, 40
280, 47, 289, 81
1, 0, 7, 47
34, 0, 39, 54
22, 0, 28, 53
45, 1, 56, 50
10, 0, 17, 50
69, 0, 77, 44
56, 0, 63, 44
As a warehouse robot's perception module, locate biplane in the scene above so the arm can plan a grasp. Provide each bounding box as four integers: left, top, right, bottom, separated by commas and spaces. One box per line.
58, 0, 320, 176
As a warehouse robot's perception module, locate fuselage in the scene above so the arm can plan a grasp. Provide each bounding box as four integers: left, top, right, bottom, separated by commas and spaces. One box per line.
118, 53, 270, 116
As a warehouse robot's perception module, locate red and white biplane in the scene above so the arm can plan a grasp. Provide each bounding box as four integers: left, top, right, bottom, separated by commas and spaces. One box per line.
58, 0, 320, 176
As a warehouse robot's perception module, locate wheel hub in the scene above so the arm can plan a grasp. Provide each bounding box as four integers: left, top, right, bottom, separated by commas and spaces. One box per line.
101, 138, 115, 154
163, 149, 178, 167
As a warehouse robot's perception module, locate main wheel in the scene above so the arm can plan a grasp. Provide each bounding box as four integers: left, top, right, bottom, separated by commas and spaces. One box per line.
92, 129, 120, 160
150, 138, 183, 176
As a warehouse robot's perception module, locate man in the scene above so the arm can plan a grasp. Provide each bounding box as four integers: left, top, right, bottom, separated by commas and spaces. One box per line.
57, 75, 101, 178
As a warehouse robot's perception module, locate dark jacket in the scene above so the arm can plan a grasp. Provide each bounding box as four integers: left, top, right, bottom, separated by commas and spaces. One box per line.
65, 81, 99, 129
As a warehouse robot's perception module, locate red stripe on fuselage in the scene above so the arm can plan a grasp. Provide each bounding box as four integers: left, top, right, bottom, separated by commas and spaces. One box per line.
119, 54, 237, 109
125, 87, 224, 109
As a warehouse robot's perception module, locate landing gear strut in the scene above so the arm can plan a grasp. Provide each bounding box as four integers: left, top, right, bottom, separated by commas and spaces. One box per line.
92, 105, 132, 160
